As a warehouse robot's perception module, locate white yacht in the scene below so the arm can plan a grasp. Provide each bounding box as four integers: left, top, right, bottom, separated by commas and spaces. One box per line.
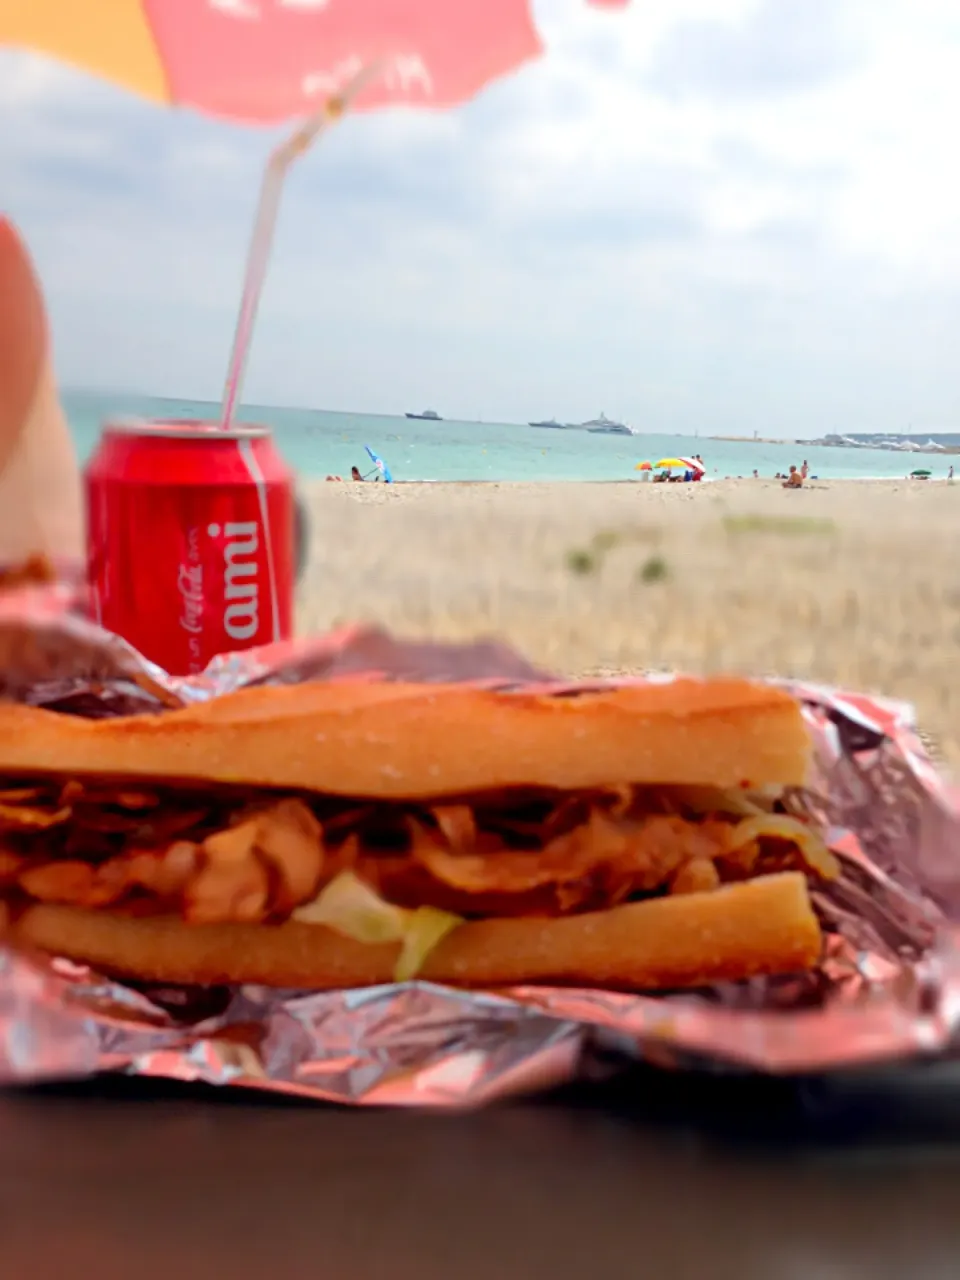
581, 412, 632, 435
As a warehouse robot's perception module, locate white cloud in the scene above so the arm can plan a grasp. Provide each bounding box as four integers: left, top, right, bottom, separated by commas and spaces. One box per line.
2, 0, 960, 432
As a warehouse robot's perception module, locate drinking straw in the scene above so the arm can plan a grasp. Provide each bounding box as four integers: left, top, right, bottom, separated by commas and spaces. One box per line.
220, 62, 384, 429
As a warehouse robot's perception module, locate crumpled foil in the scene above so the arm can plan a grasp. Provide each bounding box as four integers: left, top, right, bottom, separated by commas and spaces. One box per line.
1, 588, 959, 1106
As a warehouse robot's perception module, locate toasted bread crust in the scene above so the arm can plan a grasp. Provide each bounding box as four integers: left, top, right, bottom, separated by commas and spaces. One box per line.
9, 872, 821, 991
0, 678, 809, 799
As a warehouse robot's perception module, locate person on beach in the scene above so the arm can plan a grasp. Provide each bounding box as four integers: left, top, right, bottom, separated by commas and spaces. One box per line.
783, 466, 803, 489
351, 466, 364, 481
0, 217, 82, 567
801, 459, 809, 479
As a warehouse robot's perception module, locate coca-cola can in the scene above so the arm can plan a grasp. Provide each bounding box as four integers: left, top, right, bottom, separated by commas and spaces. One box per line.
85, 419, 295, 675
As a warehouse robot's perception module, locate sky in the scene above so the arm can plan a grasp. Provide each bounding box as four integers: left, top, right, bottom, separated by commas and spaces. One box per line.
2, 0, 960, 436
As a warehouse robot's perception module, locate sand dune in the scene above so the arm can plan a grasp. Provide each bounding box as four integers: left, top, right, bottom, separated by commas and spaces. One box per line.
297, 478, 960, 770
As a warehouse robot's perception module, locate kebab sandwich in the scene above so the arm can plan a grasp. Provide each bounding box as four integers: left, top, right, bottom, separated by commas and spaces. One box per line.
0, 677, 837, 991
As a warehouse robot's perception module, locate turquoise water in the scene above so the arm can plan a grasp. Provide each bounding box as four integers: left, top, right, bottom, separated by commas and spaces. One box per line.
63, 389, 953, 482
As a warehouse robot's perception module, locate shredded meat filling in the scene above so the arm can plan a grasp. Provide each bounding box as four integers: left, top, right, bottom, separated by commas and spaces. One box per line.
0, 778, 837, 926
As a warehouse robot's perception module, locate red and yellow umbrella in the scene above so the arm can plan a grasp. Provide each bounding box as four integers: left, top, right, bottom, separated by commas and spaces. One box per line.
1, 0, 627, 123
655, 456, 705, 474
1, 0, 628, 421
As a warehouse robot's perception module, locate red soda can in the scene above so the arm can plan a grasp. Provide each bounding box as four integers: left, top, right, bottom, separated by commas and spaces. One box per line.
85, 420, 295, 675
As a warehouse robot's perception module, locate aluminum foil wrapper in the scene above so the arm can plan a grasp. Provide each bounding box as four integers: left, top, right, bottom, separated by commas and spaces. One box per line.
1, 592, 959, 1107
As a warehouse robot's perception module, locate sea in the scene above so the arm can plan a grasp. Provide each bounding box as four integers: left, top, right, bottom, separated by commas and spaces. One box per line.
63, 389, 954, 483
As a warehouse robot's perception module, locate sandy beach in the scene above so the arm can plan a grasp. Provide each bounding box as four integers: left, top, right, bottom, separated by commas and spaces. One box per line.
297, 477, 960, 770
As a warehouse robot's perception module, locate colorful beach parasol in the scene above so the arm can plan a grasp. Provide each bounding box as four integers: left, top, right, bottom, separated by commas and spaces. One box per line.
655, 456, 704, 473
677, 455, 705, 474
1, 0, 628, 425
365, 444, 393, 483
634, 461, 652, 471
0, 0, 623, 122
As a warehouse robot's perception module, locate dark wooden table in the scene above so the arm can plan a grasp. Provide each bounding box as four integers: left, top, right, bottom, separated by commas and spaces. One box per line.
2, 1064, 959, 1280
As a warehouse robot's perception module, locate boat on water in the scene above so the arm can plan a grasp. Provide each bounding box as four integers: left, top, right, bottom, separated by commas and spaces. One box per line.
581, 412, 632, 435
529, 418, 567, 429
406, 409, 443, 421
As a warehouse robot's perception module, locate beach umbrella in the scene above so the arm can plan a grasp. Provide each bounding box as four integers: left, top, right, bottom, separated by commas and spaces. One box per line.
634, 461, 652, 471
677, 455, 705, 474
655, 456, 704, 474
1, 1, 625, 122
910, 469, 932, 478
1, 1, 628, 426
365, 444, 393, 483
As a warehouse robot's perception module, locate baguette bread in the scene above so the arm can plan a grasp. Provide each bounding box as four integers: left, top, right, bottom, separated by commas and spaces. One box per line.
0, 677, 830, 991
10, 872, 820, 990
0, 676, 810, 798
